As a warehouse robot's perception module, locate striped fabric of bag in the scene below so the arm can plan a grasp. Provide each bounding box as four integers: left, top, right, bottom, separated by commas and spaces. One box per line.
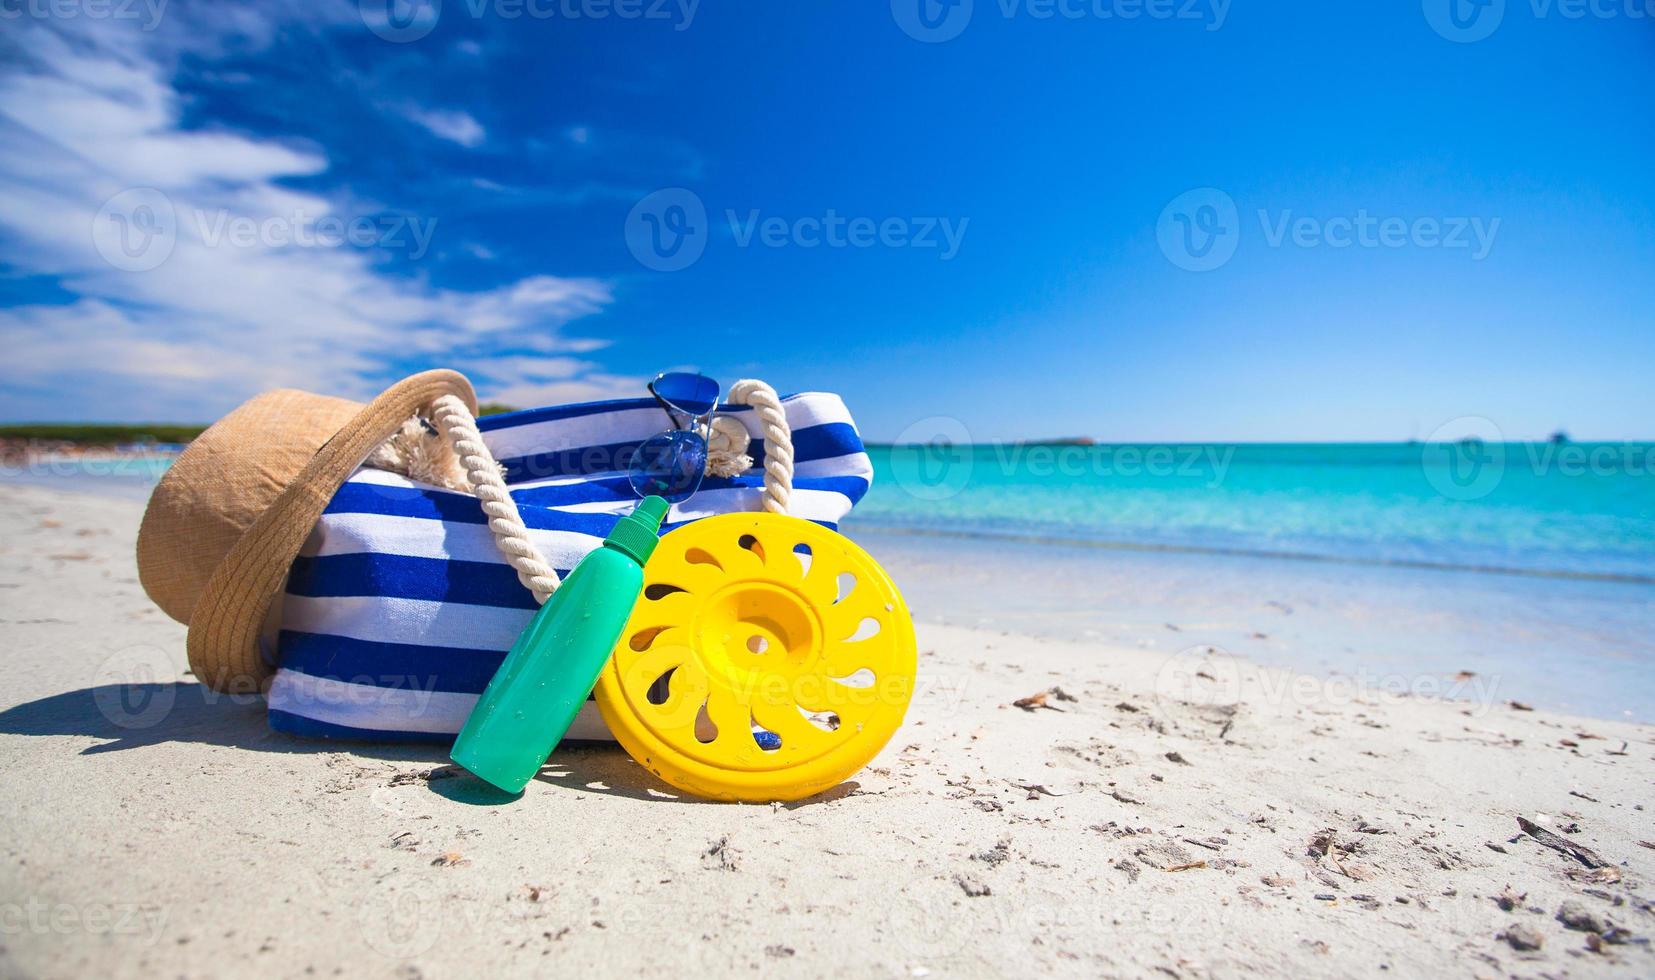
266, 390, 871, 742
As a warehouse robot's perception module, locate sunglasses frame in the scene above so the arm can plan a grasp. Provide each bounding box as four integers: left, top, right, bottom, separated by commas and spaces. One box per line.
647, 372, 721, 433
631, 372, 723, 502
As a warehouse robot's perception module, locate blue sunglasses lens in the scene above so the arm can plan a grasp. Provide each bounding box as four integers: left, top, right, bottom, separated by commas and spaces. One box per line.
650, 372, 720, 419
628, 430, 707, 502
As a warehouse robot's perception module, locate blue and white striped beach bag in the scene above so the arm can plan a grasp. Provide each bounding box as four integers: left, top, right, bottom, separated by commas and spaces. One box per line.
266, 389, 871, 742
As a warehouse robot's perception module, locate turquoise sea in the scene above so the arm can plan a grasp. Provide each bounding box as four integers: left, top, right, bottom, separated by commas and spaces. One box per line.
854, 442, 1655, 583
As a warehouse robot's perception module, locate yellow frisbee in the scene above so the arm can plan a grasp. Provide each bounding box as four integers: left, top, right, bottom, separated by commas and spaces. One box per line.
594, 511, 916, 802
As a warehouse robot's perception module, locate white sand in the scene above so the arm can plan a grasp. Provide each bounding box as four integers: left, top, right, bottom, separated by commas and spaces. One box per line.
1, 483, 1651, 977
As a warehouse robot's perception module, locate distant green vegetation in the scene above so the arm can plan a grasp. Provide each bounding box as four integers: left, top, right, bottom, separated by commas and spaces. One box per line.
0, 423, 208, 445
477, 402, 518, 417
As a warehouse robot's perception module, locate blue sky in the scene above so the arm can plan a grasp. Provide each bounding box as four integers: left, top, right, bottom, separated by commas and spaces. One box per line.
1, 0, 1651, 441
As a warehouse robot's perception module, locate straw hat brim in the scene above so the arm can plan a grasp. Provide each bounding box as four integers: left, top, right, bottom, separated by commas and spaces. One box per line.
185, 369, 476, 693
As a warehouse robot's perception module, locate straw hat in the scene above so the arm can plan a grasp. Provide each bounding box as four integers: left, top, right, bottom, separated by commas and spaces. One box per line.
137, 370, 476, 693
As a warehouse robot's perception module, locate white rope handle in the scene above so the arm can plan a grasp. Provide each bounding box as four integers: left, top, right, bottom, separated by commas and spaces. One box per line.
421, 382, 793, 606
430, 394, 563, 604
729, 379, 793, 515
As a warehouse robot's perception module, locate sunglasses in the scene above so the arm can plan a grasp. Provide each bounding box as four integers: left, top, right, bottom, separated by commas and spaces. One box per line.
628, 372, 722, 502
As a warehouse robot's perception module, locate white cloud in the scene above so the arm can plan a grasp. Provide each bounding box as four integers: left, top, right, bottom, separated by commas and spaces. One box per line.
2, 300, 248, 383
482, 375, 640, 410
0, 12, 630, 421
397, 105, 486, 148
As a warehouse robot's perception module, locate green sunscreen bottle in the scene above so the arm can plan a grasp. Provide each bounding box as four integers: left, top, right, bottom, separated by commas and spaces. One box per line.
450, 495, 669, 793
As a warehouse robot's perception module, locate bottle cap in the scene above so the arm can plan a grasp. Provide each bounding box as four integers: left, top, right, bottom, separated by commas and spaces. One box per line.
605, 495, 668, 564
